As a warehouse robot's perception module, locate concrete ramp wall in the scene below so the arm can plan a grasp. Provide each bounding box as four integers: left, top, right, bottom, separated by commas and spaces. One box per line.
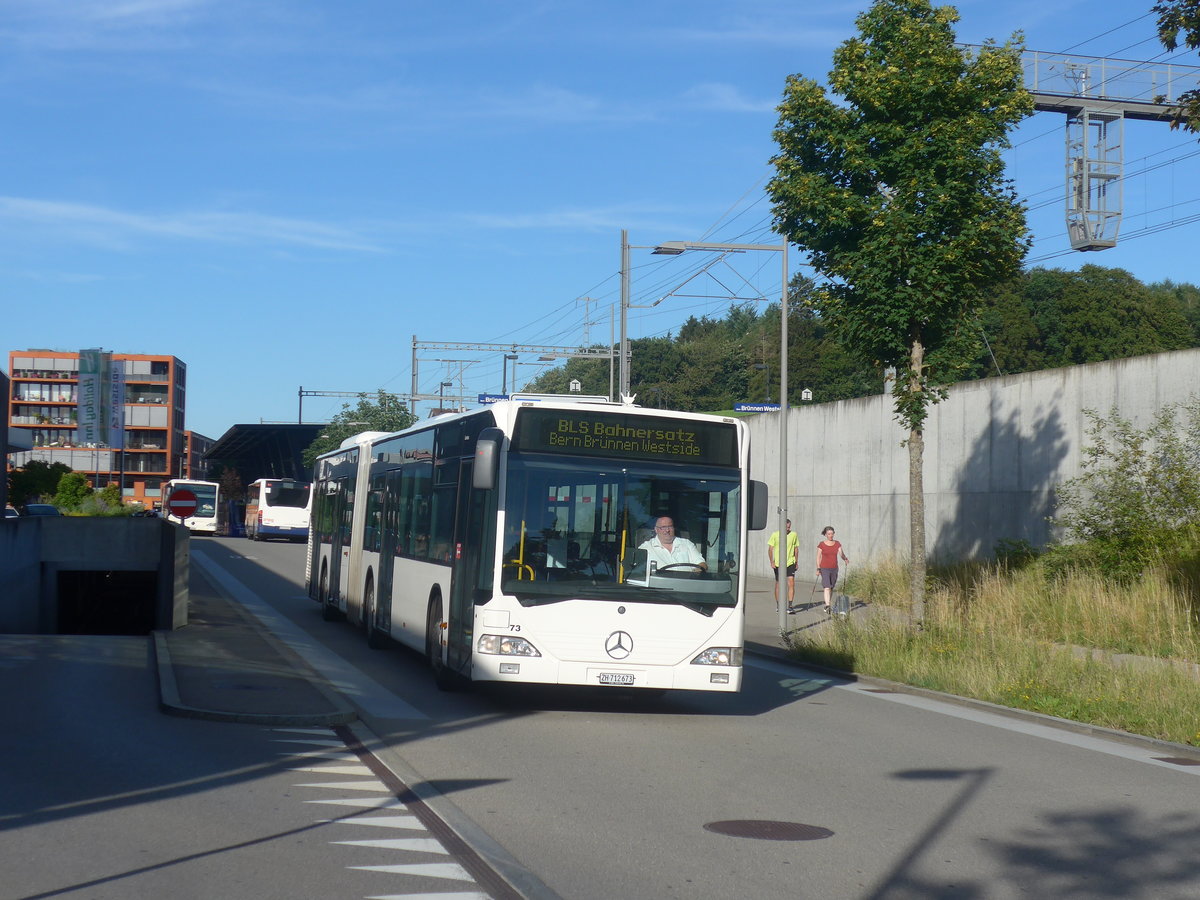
0, 517, 188, 634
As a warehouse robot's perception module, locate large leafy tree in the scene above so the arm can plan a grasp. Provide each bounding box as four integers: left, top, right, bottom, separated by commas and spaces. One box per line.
768, 0, 1031, 624
966, 266, 1197, 378
302, 391, 416, 468
1155, 1, 1200, 132
8, 460, 73, 507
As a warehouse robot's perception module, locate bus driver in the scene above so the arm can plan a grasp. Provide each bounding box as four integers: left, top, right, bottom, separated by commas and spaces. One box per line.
639, 516, 707, 571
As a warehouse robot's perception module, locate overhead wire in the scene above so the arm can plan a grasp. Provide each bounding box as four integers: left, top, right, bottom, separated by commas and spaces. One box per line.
409, 12, 1197, 405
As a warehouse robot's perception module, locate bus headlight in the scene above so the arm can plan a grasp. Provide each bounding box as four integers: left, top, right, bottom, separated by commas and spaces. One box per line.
691, 647, 742, 666
478, 634, 542, 657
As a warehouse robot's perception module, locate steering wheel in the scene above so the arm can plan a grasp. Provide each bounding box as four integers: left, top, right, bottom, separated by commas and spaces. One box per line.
657, 563, 705, 572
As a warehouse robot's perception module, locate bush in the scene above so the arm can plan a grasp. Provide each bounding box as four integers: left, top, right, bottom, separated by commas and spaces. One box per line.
1054, 401, 1200, 577
52, 472, 92, 512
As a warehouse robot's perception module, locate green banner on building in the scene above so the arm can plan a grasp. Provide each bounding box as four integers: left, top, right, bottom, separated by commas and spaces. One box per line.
77, 349, 124, 448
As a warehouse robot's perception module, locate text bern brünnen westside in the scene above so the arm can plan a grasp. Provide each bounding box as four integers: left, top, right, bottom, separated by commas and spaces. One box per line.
548, 418, 702, 457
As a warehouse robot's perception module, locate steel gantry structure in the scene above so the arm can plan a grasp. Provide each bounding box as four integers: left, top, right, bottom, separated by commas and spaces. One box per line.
1018, 47, 1200, 251
410, 337, 617, 410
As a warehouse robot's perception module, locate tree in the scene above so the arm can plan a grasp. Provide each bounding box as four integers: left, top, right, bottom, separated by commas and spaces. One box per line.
98, 483, 123, 509
768, 0, 1031, 624
8, 460, 73, 507
965, 267, 1199, 379
53, 471, 93, 511
1155, 1, 1200, 132
302, 391, 416, 468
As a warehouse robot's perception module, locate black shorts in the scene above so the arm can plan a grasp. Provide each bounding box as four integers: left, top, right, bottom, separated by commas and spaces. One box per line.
773, 565, 797, 578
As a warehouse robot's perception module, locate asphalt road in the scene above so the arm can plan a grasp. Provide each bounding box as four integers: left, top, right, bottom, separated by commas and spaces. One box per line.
196, 538, 1200, 900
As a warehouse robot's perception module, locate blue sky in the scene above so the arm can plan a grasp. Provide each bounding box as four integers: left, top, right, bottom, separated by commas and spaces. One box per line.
3, 0, 1198, 438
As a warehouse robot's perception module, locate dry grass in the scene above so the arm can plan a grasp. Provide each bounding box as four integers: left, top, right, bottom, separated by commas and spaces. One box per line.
790, 559, 1200, 746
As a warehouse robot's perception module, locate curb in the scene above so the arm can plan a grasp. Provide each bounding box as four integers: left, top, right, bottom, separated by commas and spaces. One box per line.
153, 629, 358, 727
744, 641, 1200, 763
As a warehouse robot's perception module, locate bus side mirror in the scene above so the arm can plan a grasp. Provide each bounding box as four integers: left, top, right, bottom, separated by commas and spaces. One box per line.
748, 480, 769, 531
473, 427, 504, 490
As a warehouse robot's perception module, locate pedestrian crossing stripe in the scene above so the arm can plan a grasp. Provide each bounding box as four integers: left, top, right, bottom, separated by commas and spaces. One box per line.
273, 727, 496, 898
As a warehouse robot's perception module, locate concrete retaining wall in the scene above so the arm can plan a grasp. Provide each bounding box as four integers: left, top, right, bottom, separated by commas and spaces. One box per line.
745, 348, 1200, 577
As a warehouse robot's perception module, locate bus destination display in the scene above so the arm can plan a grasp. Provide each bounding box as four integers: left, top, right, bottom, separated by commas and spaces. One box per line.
513, 407, 737, 467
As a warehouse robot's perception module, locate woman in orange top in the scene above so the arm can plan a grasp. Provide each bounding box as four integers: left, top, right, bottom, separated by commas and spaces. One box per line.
816, 526, 849, 613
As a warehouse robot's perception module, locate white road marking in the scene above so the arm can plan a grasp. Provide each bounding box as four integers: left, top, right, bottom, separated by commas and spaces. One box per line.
192, 546, 429, 720
273, 727, 496, 898
334, 838, 448, 853
290, 764, 375, 776
295, 780, 393, 792
351, 862, 475, 881
332, 815, 425, 830
305, 796, 411, 810
280, 749, 360, 761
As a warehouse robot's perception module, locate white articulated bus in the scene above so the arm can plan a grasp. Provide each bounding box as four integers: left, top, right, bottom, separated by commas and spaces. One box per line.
306, 395, 767, 692
245, 478, 310, 541
163, 479, 226, 535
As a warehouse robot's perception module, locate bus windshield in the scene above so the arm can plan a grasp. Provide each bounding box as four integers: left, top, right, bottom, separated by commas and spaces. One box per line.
191, 483, 218, 518
499, 455, 742, 609
265, 480, 310, 508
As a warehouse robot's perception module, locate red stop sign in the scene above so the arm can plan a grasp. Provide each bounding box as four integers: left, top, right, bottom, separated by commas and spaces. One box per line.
166, 488, 198, 520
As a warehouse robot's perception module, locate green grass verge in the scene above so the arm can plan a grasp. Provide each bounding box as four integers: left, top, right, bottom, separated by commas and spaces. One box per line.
787, 559, 1200, 747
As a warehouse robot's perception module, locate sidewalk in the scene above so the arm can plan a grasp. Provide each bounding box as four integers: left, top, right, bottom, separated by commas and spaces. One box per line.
743, 572, 854, 661
154, 560, 357, 726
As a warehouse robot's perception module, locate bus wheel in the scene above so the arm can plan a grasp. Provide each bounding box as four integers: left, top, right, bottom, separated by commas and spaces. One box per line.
364, 577, 388, 649
320, 564, 342, 622
425, 596, 456, 690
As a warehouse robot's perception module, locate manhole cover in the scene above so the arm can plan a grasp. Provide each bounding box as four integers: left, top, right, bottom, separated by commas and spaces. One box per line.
703, 820, 833, 841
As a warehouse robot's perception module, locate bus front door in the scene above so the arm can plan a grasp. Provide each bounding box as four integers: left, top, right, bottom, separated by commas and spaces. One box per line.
448, 460, 491, 675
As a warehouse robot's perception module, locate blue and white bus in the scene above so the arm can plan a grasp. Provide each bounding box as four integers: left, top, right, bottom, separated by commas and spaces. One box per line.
307, 395, 767, 692
163, 479, 226, 535
245, 478, 310, 542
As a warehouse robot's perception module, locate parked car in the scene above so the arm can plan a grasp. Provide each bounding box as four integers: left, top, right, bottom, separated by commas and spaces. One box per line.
21, 503, 62, 516
4, 506, 19, 518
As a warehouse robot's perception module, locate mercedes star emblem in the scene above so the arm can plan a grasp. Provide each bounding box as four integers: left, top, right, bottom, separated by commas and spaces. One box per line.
605, 630, 633, 659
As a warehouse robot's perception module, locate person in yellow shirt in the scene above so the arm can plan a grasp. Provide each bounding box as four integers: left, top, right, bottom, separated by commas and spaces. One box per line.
767, 518, 800, 612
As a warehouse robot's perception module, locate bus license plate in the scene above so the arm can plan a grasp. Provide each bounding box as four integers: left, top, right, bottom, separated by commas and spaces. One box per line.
599, 673, 635, 686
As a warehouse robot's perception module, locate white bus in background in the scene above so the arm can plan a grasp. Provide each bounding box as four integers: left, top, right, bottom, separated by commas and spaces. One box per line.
245, 478, 310, 542
307, 395, 767, 693
163, 479, 226, 535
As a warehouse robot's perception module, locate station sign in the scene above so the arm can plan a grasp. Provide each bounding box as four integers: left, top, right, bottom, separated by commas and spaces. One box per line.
734, 403, 781, 413
477, 393, 510, 404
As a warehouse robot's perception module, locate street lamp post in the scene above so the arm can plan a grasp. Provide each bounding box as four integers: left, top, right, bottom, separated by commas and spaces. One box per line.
502, 353, 519, 395
438, 380, 452, 411
649, 238, 790, 637
620, 230, 631, 397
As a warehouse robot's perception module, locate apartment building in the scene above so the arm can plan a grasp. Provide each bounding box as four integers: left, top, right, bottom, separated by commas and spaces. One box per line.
6, 349, 209, 509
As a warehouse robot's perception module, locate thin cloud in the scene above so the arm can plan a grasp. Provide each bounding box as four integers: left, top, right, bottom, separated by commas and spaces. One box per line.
681, 83, 777, 114
457, 204, 694, 234
0, 196, 384, 253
